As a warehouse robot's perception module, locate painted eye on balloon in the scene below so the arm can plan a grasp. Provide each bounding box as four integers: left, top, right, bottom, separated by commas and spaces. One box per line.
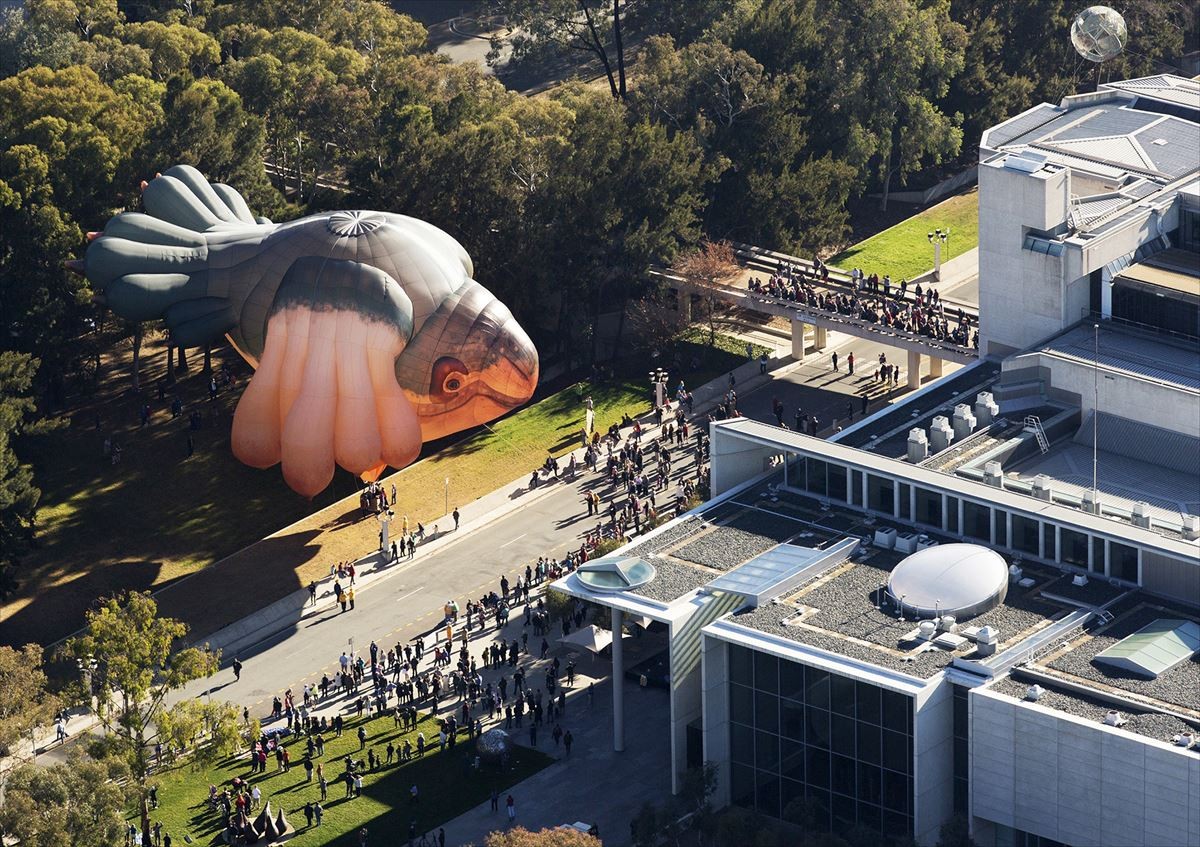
432, 357, 469, 397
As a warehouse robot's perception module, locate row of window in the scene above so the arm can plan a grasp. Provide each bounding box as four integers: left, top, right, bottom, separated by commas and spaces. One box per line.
787, 456, 1141, 583
730, 763, 914, 834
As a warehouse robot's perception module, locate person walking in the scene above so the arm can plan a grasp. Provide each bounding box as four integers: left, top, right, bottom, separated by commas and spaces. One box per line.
232, 657, 242, 681
490, 788, 499, 813
563, 730, 573, 755
847, 352, 855, 375
452, 508, 460, 530
831, 351, 839, 371
506, 794, 516, 822
348, 586, 356, 610
308, 581, 318, 605
314, 801, 324, 827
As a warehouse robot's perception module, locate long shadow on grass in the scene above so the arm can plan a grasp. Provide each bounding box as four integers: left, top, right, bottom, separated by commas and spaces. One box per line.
0, 559, 163, 647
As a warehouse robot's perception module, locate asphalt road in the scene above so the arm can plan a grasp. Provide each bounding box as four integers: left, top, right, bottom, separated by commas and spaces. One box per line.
172, 449, 694, 716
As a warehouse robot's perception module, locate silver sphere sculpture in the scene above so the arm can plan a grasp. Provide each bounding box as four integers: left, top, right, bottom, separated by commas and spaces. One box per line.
475, 728, 514, 762
1071, 6, 1127, 63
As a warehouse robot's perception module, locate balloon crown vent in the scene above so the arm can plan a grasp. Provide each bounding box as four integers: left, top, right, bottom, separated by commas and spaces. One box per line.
327, 210, 386, 236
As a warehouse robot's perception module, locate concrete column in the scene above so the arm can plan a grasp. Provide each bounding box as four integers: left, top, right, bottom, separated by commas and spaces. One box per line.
791, 320, 807, 360
929, 356, 943, 378
813, 326, 828, 350
907, 350, 922, 390
611, 607, 624, 752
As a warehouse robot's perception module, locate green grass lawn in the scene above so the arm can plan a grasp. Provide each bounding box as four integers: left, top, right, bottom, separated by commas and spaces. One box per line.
5, 328, 763, 646
830, 190, 978, 281
143, 712, 553, 846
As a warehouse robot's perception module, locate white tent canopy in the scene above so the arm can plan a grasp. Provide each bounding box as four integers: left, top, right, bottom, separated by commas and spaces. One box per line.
558, 624, 613, 654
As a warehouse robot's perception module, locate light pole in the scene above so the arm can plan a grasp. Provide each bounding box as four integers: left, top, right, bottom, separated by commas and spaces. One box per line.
648, 367, 668, 409
928, 229, 950, 282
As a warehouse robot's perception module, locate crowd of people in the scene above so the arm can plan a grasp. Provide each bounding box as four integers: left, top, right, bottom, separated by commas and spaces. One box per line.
747, 259, 979, 349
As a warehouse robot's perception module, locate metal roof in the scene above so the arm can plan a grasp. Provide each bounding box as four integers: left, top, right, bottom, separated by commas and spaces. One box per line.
1093, 618, 1200, 679
1103, 75, 1200, 111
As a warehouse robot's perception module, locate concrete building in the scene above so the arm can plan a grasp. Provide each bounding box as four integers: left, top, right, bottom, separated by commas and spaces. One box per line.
553, 75, 1199, 847
978, 74, 1199, 357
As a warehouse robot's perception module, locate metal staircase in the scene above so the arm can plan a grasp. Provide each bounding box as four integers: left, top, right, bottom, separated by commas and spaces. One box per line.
1024, 415, 1050, 454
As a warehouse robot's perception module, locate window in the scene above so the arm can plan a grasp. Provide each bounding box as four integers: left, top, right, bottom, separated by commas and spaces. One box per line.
945, 496, 959, 533
781, 699, 805, 740
754, 652, 779, 694
868, 475, 895, 514
1061, 528, 1088, 568
952, 686, 969, 814
756, 730, 780, 771
1109, 541, 1138, 583
856, 682, 881, 725
806, 459, 828, 497
1012, 515, 1039, 556
806, 668, 830, 709
731, 763, 755, 807
993, 509, 1009, 547
898, 483, 912, 520
731, 683, 753, 725
806, 705, 830, 748
780, 661, 805, 701
1043, 523, 1057, 560
756, 770, 781, 818
915, 487, 942, 528
831, 714, 856, 756
828, 464, 848, 502
850, 470, 864, 506
963, 501, 990, 542
756, 690, 779, 733
1091, 536, 1106, 574
730, 644, 753, 686
831, 674, 856, 717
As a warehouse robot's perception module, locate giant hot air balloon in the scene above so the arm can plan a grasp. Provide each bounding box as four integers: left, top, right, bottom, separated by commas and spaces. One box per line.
76, 165, 538, 497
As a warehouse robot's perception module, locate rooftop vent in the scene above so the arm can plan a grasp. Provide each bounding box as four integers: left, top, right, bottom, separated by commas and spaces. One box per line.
1151, 138, 1168, 146
1072, 574, 1089, 587
1025, 684, 1045, 702
1102, 710, 1127, 727
1173, 733, 1195, 747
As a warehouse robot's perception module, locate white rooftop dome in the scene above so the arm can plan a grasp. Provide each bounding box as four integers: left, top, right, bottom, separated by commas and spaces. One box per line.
887, 544, 1008, 619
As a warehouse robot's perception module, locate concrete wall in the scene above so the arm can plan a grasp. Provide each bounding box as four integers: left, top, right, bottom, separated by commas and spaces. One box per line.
970, 687, 1200, 847
701, 634, 732, 807
978, 161, 1073, 356
710, 422, 778, 496
1007, 351, 1200, 439
913, 676, 955, 846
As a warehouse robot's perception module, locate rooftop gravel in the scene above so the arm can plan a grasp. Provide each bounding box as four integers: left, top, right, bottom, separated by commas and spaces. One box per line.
628, 557, 715, 603
672, 509, 802, 570
990, 675, 1199, 745
624, 516, 703, 558
1044, 603, 1200, 713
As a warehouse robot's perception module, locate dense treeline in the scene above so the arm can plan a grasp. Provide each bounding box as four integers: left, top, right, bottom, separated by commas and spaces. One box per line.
0, 0, 1193, 580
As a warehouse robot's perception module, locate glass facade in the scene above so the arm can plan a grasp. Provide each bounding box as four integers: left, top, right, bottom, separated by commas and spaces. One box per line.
728, 643, 914, 837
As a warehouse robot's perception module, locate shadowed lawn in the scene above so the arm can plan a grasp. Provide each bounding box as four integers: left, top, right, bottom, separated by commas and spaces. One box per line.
830, 190, 978, 281
4, 328, 762, 646
141, 711, 553, 846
